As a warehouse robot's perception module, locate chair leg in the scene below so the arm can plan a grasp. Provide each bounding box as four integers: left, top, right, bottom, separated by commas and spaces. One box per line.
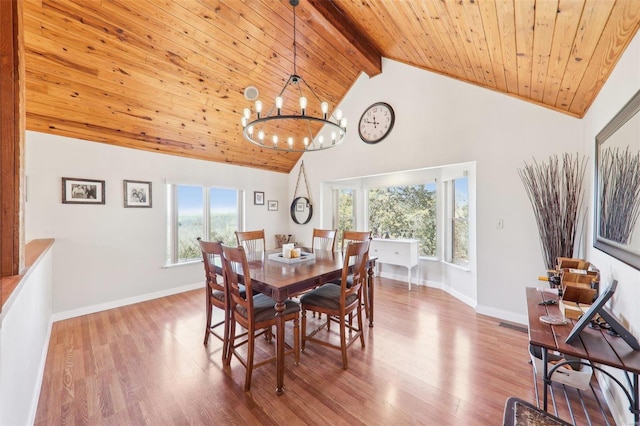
301, 310, 307, 351
363, 283, 370, 319
245, 326, 255, 392
204, 299, 212, 345
357, 304, 365, 348
340, 316, 348, 370
222, 308, 230, 363
225, 319, 236, 367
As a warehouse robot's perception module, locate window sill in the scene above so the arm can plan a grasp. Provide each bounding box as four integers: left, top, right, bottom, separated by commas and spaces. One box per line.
163, 260, 201, 269
442, 260, 471, 272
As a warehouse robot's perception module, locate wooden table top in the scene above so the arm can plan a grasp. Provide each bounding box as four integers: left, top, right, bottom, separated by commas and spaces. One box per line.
245, 250, 345, 300
526, 287, 640, 375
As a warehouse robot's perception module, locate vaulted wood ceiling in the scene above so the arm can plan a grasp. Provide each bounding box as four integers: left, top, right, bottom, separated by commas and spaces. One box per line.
23, 0, 640, 174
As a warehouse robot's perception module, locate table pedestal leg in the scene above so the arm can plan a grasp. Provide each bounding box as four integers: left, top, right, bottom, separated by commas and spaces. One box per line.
275, 300, 285, 394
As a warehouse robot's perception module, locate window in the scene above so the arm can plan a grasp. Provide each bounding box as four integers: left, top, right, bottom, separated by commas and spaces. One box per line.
451, 176, 469, 264
336, 189, 355, 241
368, 184, 437, 256
168, 185, 240, 264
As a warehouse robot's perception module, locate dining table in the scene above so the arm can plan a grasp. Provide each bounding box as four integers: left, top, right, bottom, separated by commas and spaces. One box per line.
239, 248, 376, 394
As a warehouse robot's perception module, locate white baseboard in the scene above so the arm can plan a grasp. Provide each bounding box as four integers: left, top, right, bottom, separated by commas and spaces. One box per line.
52, 282, 204, 322
475, 304, 527, 326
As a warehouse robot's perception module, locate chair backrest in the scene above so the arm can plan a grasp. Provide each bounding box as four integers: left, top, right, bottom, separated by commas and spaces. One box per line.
221, 245, 254, 319
198, 238, 225, 297
235, 229, 266, 260
340, 230, 372, 251
339, 240, 370, 306
311, 228, 337, 252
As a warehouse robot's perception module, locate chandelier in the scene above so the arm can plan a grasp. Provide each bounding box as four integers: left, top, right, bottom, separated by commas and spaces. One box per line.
240, 0, 347, 152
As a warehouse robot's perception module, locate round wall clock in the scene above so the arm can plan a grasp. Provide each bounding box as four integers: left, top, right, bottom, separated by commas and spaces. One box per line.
358, 102, 395, 144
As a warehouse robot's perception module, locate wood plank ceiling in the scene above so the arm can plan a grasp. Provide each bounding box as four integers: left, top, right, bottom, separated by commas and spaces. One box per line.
23, 0, 640, 174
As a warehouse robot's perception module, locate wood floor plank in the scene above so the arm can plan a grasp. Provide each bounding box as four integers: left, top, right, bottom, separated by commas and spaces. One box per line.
35, 278, 615, 425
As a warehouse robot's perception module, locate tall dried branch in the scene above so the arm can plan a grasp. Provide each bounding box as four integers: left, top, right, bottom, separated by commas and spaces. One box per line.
518, 153, 587, 270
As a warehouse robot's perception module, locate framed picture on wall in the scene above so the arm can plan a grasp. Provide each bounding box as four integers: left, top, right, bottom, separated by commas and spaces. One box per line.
254, 191, 265, 205
62, 177, 105, 204
124, 180, 152, 208
268, 200, 278, 211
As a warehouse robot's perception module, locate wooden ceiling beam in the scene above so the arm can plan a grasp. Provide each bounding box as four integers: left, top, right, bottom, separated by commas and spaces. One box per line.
304, 0, 382, 78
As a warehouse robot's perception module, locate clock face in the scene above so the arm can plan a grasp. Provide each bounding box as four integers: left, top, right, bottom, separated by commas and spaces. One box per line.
358, 102, 395, 144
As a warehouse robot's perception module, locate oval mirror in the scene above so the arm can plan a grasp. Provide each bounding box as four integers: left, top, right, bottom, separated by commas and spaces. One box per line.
290, 196, 313, 225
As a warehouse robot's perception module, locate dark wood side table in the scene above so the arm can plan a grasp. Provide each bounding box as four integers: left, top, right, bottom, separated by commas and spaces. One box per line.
526, 287, 640, 425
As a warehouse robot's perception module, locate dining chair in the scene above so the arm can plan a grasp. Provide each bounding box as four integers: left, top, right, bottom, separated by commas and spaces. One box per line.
235, 229, 266, 261
311, 228, 337, 252
198, 238, 231, 361
331, 230, 373, 321
221, 244, 300, 391
339, 230, 372, 251
300, 240, 369, 370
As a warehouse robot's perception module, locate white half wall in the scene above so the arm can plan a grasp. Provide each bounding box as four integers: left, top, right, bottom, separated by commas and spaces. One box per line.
26, 132, 289, 316
0, 247, 53, 426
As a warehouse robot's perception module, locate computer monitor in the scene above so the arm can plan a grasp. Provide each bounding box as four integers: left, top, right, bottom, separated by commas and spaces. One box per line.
565, 280, 639, 350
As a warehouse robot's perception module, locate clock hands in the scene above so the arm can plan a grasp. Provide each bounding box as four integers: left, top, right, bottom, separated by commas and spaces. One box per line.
363, 117, 379, 128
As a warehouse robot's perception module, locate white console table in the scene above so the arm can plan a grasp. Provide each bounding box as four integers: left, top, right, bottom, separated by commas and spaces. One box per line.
369, 238, 419, 290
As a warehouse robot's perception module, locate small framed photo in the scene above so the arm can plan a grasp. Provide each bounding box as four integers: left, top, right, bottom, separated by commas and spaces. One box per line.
296, 201, 305, 212
124, 180, 152, 208
62, 177, 105, 204
254, 191, 265, 205
268, 200, 278, 211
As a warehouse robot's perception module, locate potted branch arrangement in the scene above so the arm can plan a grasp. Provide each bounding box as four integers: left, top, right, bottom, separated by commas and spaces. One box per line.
518, 153, 588, 272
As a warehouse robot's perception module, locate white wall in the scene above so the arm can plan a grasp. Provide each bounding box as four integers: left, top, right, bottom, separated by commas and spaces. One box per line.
26, 133, 289, 317
295, 58, 583, 323
0, 247, 53, 426
583, 33, 640, 426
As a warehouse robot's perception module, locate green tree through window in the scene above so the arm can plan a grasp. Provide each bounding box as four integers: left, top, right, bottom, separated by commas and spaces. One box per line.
368, 184, 436, 256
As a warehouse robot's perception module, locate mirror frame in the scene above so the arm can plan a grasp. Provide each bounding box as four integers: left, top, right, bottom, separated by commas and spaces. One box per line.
290, 196, 313, 225
593, 88, 640, 271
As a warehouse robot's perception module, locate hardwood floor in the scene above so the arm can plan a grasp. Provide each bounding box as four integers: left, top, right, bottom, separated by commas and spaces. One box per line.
35, 279, 614, 425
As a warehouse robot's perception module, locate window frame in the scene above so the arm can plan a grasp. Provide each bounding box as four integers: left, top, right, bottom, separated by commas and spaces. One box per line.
446, 175, 469, 265
167, 184, 242, 265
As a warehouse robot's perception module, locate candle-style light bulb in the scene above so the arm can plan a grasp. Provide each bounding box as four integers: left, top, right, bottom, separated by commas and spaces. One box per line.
273, 135, 278, 147
248, 125, 253, 136
243, 108, 251, 119
299, 97, 307, 115
331, 131, 336, 144
303, 137, 309, 147
276, 96, 283, 115
241, 117, 248, 128
258, 130, 264, 142
320, 102, 329, 120
340, 117, 347, 129
288, 137, 293, 148
319, 135, 324, 146
334, 109, 343, 121
255, 100, 262, 118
